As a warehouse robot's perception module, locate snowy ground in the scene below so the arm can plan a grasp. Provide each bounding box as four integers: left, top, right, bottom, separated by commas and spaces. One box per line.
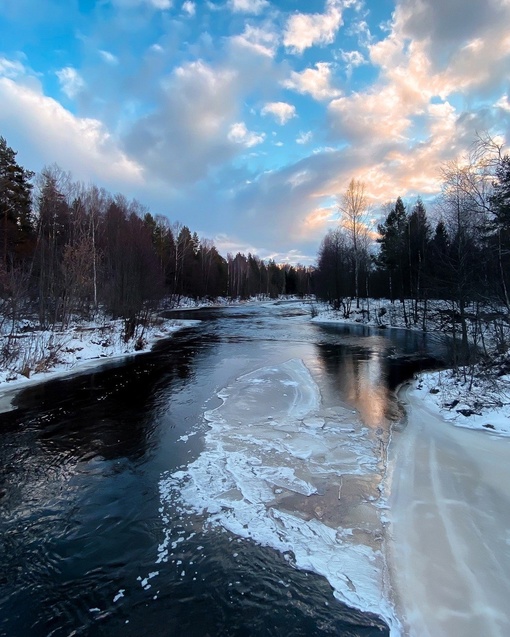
387, 382, 510, 637
313, 299, 510, 438
0, 316, 200, 413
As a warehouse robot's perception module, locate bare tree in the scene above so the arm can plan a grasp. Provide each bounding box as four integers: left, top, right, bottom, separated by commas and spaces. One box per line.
339, 178, 371, 308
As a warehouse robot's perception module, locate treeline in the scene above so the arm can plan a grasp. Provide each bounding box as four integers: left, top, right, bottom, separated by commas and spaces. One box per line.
315, 135, 510, 366
0, 136, 312, 337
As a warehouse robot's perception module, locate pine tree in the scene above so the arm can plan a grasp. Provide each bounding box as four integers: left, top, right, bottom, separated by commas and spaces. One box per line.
0, 136, 34, 266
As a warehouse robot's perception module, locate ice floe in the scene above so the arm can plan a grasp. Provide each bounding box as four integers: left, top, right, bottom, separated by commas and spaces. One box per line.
158, 357, 400, 632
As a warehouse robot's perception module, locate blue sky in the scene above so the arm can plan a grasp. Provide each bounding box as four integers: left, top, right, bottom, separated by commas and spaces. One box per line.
1, 0, 509, 264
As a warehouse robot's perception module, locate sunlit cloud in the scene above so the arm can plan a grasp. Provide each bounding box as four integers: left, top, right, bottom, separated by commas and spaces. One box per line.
182, 1, 195, 16
228, 121, 265, 147
0, 77, 143, 185
283, 62, 342, 100
230, 24, 280, 58
284, 0, 344, 54
99, 50, 119, 65
261, 101, 296, 125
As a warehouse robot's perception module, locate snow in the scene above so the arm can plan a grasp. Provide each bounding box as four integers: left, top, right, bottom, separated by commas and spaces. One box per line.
313, 298, 510, 437
158, 357, 401, 633
0, 316, 200, 413
314, 299, 510, 635
407, 369, 510, 437
387, 383, 510, 636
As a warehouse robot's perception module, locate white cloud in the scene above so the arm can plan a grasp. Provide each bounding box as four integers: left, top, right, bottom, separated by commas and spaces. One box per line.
99, 50, 119, 65
230, 24, 279, 58
283, 0, 343, 54
495, 94, 510, 112
283, 62, 341, 101
0, 58, 27, 79
228, 122, 265, 147
110, 0, 172, 7
296, 131, 312, 144
0, 77, 143, 186
123, 60, 269, 183
261, 101, 296, 125
228, 0, 269, 14
337, 49, 365, 77
182, 1, 195, 16
56, 67, 85, 99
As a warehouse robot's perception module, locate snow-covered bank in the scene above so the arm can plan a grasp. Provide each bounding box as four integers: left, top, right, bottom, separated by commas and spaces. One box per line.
313, 299, 510, 437
387, 382, 510, 636
407, 369, 510, 436
0, 317, 200, 413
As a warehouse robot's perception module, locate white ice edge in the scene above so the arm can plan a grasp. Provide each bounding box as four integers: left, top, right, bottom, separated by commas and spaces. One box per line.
158, 357, 402, 634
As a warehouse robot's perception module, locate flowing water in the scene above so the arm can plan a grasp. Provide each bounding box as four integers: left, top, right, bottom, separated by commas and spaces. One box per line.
0, 301, 451, 637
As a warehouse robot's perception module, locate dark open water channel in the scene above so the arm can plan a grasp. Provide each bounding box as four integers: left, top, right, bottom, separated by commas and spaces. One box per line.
0, 302, 451, 637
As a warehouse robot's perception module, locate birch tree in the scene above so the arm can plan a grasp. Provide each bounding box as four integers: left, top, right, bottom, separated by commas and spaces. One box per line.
339, 179, 370, 307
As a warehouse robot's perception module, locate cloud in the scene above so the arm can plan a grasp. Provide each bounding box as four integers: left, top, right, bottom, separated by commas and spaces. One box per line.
261, 101, 296, 125
0, 77, 143, 187
228, 122, 265, 147
296, 131, 312, 144
283, 0, 344, 54
337, 49, 365, 77
111, 0, 172, 8
56, 67, 85, 99
396, 0, 505, 48
230, 24, 280, 58
227, 0, 269, 14
0, 58, 27, 79
182, 0, 195, 16
123, 60, 240, 183
99, 50, 119, 65
283, 62, 341, 100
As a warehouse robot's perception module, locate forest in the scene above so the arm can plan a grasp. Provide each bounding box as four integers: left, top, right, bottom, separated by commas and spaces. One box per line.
1, 133, 509, 372
314, 135, 510, 369
0, 135, 312, 342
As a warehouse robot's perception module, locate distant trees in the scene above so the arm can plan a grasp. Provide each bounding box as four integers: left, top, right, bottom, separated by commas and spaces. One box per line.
0, 135, 313, 339
315, 133, 510, 369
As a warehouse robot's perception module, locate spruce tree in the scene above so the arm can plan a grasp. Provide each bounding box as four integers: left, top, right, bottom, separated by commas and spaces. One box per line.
0, 136, 35, 266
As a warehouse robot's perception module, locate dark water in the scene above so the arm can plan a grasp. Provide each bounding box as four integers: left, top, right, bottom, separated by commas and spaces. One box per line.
0, 302, 450, 637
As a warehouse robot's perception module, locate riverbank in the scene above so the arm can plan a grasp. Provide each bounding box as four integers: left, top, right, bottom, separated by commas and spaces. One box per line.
313, 299, 510, 437
0, 316, 201, 413
313, 301, 510, 634
386, 381, 510, 636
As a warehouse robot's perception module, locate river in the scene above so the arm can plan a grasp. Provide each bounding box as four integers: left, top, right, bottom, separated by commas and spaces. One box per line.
0, 301, 451, 637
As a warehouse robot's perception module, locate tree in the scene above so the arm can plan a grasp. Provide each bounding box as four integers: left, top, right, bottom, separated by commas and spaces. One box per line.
339, 179, 370, 307
376, 197, 408, 303
489, 154, 510, 309
407, 198, 431, 322
0, 136, 34, 267
315, 228, 353, 312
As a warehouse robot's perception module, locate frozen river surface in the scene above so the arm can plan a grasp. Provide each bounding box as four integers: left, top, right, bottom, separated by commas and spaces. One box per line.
388, 382, 510, 637
0, 302, 451, 636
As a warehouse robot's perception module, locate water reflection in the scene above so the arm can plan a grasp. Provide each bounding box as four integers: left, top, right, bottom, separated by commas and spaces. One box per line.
1, 306, 452, 637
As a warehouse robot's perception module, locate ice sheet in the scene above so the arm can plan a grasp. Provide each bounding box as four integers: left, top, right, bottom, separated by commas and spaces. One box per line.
387, 382, 510, 636
159, 358, 399, 631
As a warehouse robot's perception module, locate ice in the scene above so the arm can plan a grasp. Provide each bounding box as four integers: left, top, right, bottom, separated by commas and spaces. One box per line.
387, 382, 510, 636
158, 358, 399, 631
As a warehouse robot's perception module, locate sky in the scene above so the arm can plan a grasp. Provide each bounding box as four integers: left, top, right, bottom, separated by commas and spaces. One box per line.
1, 0, 509, 264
